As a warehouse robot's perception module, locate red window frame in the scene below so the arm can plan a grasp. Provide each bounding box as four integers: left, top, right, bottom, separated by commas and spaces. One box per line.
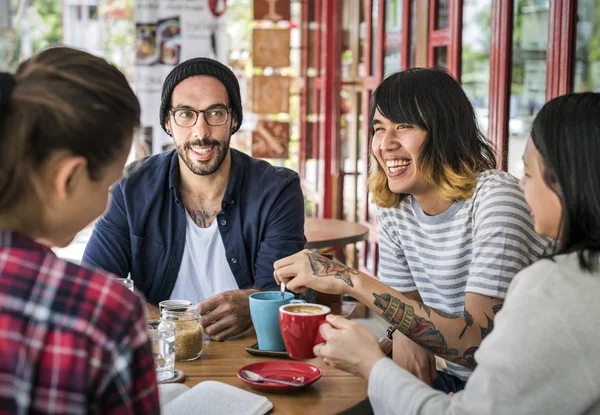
299, 0, 580, 276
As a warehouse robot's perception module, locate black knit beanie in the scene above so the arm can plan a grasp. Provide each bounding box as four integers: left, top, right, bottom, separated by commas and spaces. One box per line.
159, 57, 242, 134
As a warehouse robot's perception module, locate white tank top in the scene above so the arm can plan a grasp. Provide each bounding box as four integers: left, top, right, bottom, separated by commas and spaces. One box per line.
170, 211, 239, 303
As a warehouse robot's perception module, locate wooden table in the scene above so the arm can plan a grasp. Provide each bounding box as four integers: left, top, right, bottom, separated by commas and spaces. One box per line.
304, 218, 369, 250
177, 328, 369, 414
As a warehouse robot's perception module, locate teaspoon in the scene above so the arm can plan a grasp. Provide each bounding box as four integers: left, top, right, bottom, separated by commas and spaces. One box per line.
240, 369, 304, 387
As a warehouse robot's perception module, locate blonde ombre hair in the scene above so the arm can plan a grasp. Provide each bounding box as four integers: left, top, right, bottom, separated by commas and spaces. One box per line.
367, 68, 496, 208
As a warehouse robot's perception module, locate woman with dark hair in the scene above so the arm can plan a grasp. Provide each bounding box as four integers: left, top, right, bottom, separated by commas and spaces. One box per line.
0, 47, 159, 412
278, 93, 600, 414
274, 68, 550, 392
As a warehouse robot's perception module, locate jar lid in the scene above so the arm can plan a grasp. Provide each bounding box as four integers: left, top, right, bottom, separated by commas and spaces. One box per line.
161, 302, 201, 321
159, 299, 193, 312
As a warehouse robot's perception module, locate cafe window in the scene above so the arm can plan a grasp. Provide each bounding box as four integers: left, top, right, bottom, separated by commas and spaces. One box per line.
461, 0, 491, 137
507, 0, 549, 177
433, 45, 447, 68
371, 0, 381, 76
384, 0, 403, 76
574, 0, 600, 92
435, 0, 449, 29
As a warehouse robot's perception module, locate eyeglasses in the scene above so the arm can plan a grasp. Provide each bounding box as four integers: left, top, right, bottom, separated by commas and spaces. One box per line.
169, 107, 231, 128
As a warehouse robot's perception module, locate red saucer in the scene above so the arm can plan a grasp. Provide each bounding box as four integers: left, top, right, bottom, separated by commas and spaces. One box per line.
237, 361, 322, 392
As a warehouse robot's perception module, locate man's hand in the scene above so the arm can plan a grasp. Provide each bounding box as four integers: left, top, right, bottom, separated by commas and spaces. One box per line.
145, 302, 160, 321
274, 249, 358, 295
198, 289, 257, 341
392, 330, 437, 385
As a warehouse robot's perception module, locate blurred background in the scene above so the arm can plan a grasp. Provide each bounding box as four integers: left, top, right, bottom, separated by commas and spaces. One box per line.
1, 0, 600, 275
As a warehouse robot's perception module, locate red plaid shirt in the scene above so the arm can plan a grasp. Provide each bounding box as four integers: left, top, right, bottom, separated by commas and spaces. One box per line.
0, 231, 159, 414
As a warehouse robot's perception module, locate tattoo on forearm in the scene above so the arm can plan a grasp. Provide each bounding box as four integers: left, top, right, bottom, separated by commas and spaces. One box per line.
418, 302, 431, 317
458, 310, 474, 339
454, 346, 478, 369
492, 304, 503, 314
306, 253, 357, 287
479, 314, 494, 339
373, 293, 413, 333
419, 302, 461, 319
187, 208, 219, 228
374, 292, 482, 369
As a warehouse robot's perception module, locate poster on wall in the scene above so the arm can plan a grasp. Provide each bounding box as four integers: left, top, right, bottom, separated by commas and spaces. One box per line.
133, 0, 228, 157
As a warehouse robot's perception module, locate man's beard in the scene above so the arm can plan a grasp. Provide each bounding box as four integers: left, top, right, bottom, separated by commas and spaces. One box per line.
176, 136, 231, 176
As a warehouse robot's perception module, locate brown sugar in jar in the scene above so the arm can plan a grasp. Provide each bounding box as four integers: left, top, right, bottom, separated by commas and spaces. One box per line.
160, 302, 204, 361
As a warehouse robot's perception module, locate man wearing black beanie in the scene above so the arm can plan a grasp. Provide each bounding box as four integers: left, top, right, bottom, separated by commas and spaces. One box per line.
83, 58, 306, 341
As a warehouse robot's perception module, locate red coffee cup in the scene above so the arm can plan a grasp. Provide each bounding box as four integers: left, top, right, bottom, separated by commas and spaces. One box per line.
279, 303, 331, 359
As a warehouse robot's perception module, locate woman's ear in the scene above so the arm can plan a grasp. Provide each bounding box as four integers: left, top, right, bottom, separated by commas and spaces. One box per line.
52, 156, 88, 200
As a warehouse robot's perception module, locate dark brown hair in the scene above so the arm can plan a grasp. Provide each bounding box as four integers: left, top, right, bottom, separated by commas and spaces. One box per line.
367, 68, 496, 208
531, 92, 600, 271
0, 47, 140, 211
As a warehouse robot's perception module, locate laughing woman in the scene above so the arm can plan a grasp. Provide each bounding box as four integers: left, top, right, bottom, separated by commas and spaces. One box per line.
284, 93, 600, 414
274, 68, 551, 393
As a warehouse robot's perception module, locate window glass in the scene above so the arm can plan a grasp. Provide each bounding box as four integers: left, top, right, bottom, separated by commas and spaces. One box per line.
574, 0, 600, 92
384, 0, 403, 76
436, 0, 449, 29
462, 0, 492, 137
507, 0, 549, 177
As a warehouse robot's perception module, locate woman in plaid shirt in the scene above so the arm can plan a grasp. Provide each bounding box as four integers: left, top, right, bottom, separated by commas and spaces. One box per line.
0, 48, 159, 413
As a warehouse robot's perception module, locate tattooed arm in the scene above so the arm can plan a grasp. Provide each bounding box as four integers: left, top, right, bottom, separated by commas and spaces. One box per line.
274, 250, 503, 370
360, 282, 503, 370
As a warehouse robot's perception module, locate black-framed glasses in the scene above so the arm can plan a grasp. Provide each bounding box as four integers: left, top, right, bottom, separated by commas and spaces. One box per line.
169, 107, 231, 127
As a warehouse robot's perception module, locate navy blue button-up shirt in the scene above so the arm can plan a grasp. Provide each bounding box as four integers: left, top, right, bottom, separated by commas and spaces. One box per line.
82, 149, 306, 304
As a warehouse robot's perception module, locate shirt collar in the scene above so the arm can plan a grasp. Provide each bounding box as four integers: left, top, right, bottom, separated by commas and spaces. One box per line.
222, 148, 244, 205
168, 148, 244, 206
168, 151, 183, 204
0, 230, 54, 254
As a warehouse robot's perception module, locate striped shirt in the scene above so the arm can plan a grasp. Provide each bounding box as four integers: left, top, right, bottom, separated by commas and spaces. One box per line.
0, 231, 159, 414
377, 170, 551, 380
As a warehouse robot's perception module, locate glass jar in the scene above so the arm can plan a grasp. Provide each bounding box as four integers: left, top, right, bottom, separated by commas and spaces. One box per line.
160, 302, 205, 361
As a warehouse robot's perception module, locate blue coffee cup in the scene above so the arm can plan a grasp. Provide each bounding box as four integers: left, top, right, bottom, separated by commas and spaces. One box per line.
249, 291, 305, 351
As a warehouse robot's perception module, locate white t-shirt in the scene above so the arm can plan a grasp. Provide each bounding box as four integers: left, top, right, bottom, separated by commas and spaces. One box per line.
170, 212, 239, 303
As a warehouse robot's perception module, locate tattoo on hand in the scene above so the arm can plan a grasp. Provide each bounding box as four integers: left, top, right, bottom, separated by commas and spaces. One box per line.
492, 304, 503, 314
306, 253, 357, 287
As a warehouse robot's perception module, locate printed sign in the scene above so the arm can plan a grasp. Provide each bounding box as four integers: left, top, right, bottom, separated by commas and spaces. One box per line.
133, 0, 228, 157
